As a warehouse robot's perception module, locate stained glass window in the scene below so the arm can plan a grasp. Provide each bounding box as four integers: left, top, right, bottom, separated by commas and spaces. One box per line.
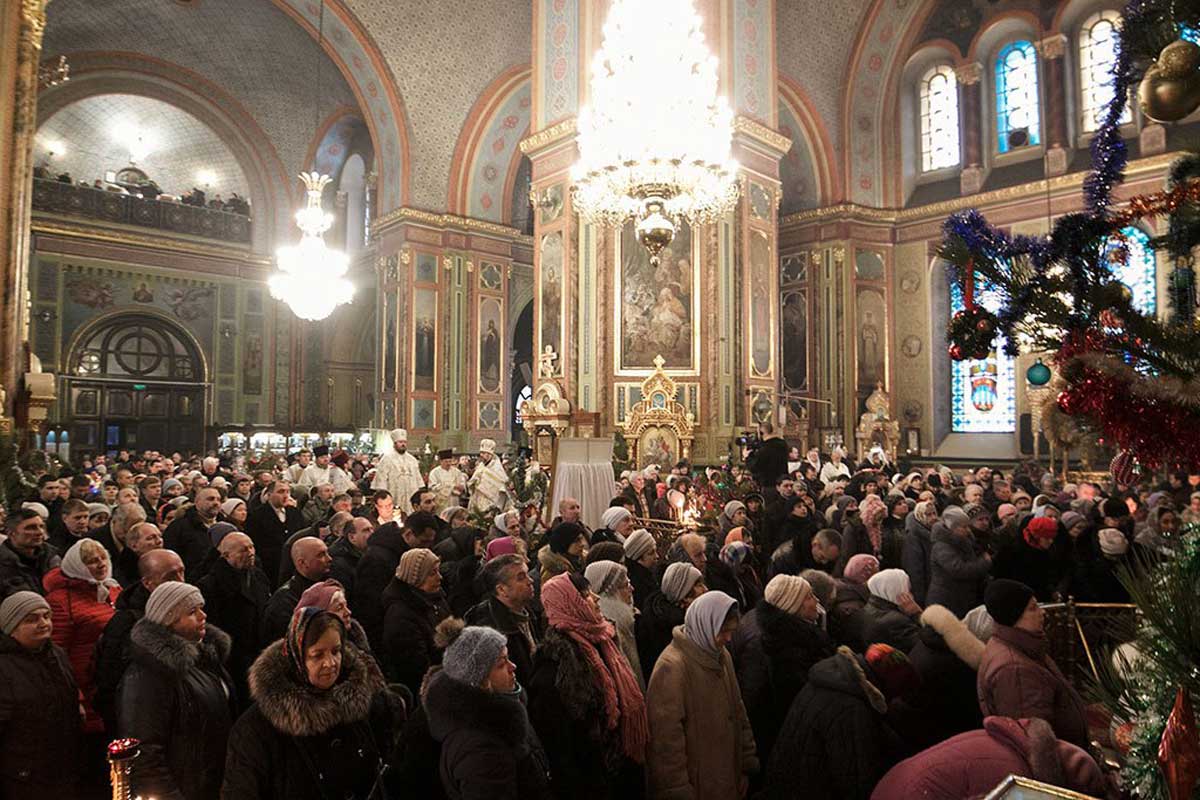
1080, 10, 1131, 133
1184, 26, 1199, 44
1103, 226, 1158, 314
920, 65, 961, 172
950, 278, 1016, 433
995, 41, 1041, 153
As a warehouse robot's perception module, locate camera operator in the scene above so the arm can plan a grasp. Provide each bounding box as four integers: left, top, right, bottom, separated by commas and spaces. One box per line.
745, 420, 789, 490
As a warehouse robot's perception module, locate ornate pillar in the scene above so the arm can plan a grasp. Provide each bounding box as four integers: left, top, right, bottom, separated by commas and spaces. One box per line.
0, 1, 48, 420
956, 62, 986, 195
1039, 34, 1071, 176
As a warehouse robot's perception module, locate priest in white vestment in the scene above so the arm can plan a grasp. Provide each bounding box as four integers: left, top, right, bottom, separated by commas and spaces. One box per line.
427, 448, 465, 513
467, 438, 511, 514
371, 429, 426, 515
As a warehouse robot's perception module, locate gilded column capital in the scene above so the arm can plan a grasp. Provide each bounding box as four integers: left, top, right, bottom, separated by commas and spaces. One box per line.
954, 62, 984, 86
1036, 34, 1069, 61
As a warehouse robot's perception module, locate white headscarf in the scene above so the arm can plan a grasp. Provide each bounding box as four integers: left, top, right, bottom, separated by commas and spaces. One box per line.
61, 538, 120, 602
866, 568, 910, 605
683, 590, 738, 655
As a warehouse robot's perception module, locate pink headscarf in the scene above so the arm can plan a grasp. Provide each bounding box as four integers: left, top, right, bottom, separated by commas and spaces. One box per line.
843, 554, 880, 585
486, 536, 518, 560
860, 493, 888, 554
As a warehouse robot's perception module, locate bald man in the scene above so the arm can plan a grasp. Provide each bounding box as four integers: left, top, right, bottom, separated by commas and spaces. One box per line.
94, 548, 186, 729
197, 533, 270, 701
261, 537, 332, 643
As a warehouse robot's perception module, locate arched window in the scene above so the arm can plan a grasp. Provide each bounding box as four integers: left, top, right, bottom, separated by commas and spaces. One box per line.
950, 278, 1016, 433
1103, 225, 1158, 314
995, 40, 1041, 152
72, 316, 204, 382
920, 64, 961, 172
1079, 10, 1131, 133
513, 383, 532, 425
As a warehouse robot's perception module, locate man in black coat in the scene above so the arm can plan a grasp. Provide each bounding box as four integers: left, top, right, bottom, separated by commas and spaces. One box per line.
47, 498, 90, 554
261, 536, 332, 644
163, 487, 223, 579
352, 511, 438, 647
330, 516, 374, 595
94, 548, 185, 732
243, 480, 305, 587
196, 532, 270, 705
463, 553, 543, 687
0, 509, 60, 596
747, 421, 790, 492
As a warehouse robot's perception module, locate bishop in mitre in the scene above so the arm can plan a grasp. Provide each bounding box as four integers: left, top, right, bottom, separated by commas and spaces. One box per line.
372, 429, 425, 515
427, 448, 466, 513
467, 438, 511, 514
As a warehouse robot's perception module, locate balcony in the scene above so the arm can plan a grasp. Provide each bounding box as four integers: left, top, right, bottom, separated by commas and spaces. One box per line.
31, 178, 252, 245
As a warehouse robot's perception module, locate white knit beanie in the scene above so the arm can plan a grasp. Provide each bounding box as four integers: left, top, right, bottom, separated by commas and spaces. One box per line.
764, 574, 813, 616
144, 582, 204, 625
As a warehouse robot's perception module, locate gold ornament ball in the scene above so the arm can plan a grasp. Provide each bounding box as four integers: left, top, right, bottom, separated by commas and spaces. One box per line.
1157, 39, 1200, 81
1138, 40, 1200, 123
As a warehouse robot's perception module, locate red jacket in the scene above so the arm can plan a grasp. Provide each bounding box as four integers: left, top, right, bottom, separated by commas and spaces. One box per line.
870, 716, 1104, 800
43, 567, 120, 733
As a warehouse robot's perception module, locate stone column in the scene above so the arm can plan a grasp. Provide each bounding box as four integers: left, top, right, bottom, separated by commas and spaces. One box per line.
0, 1, 48, 418
956, 62, 986, 195
1039, 34, 1071, 176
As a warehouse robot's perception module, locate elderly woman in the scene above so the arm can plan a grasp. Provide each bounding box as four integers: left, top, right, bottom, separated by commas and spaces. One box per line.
528, 573, 647, 799
584, 559, 644, 688
222, 608, 402, 799
708, 540, 762, 612
860, 568, 922, 652
0, 592, 83, 799
636, 562, 706, 684
537, 522, 589, 583
219, 498, 247, 529
44, 537, 121, 734
594, 506, 635, 545
297, 578, 372, 653
381, 548, 451, 693
719, 501, 750, 539
119, 582, 234, 799
490, 509, 520, 541
87, 502, 111, 534
902, 499, 940, 606
646, 591, 757, 800
829, 554, 879, 650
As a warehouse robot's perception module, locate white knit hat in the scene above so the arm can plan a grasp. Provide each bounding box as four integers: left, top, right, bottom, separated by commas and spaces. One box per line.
764, 574, 813, 616
623, 529, 656, 561
144, 582, 204, 625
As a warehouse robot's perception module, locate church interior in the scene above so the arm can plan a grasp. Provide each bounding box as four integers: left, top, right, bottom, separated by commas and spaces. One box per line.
3, 0, 1200, 798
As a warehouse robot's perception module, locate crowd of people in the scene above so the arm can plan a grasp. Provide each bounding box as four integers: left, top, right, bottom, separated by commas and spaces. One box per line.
32, 164, 252, 217
0, 422, 1191, 799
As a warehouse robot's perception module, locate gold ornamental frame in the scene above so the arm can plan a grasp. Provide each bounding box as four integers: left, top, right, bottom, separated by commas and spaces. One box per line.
621, 355, 695, 467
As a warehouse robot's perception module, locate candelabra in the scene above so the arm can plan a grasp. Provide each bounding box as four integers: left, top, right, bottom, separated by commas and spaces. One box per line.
108, 738, 140, 800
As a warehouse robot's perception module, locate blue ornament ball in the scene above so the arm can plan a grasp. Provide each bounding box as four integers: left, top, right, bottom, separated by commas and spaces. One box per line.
1026, 359, 1052, 386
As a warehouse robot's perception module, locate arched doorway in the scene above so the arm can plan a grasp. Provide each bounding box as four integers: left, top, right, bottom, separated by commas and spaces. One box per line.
65, 313, 208, 457
510, 300, 534, 435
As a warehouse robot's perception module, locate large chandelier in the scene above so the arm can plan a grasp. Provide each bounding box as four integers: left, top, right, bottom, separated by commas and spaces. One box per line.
269, 172, 353, 321
571, 0, 738, 265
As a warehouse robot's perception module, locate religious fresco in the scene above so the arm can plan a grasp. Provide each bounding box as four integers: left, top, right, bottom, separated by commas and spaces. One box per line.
382, 292, 396, 391
856, 288, 887, 392
478, 297, 503, 394
243, 315, 263, 396
750, 230, 773, 377
639, 426, 678, 469
413, 288, 437, 392
782, 288, 808, 392
617, 219, 696, 372
539, 231, 563, 370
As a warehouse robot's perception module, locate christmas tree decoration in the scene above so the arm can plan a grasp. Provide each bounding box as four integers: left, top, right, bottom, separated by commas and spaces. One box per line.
1110, 449, 1141, 485
1159, 688, 1200, 800
1139, 39, 1200, 123
1026, 358, 1052, 386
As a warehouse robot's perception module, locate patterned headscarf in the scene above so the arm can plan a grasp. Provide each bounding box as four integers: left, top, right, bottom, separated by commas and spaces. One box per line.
720, 540, 751, 569
284, 607, 345, 686
860, 493, 888, 554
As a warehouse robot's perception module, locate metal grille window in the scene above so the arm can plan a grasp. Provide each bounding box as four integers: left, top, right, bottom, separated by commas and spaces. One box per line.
1079, 10, 1131, 133
920, 64, 961, 172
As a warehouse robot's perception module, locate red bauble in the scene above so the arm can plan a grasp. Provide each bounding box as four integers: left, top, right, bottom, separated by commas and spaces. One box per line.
1056, 390, 1077, 415
1110, 450, 1140, 486
1159, 688, 1200, 800
975, 316, 996, 334
952, 310, 967, 323
948, 344, 965, 361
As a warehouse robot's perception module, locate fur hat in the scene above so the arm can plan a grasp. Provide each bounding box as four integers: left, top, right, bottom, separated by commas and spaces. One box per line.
764, 574, 813, 616
144, 581, 204, 625
0, 591, 49, 635
442, 622, 508, 687
547, 522, 587, 555
623, 529, 655, 561
396, 548, 440, 587
985, 579, 1035, 627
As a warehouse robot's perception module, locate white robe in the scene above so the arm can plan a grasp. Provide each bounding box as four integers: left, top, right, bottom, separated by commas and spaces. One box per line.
428, 465, 466, 512
467, 457, 510, 514
372, 450, 425, 513
297, 463, 354, 494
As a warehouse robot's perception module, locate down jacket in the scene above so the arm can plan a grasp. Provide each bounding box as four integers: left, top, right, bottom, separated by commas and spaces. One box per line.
977, 624, 1090, 748
901, 604, 985, 750
859, 595, 920, 653
646, 627, 758, 800
43, 565, 120, 732
118, 620, 235, 800
765, 647, 901, 800
925, 523, 990, 617
870, 716, 1105, 800
0, 633, 81, 799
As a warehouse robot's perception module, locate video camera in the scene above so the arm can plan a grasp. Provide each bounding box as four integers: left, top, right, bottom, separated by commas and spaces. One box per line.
735, 430, 761, 450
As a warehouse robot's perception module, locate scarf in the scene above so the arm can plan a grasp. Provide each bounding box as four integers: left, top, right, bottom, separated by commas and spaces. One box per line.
61, 539, 120, 603
683, 590, 738, 654
541, 574, 647, 763
860, 494, 887, 554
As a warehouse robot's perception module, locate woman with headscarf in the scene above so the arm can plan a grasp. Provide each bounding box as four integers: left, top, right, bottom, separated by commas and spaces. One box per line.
119, 581, 235, 799
828, 494, 859, 533
902, 499, 938, 607
719, 500, 750, 540
490, 509, 521, 542
646, 591, 757, 800
837, 493, 899, 575
0, 592, 83, 799
828, 553, 878, 650
44, 537, 121, 735
860, 569, 922, 652
593, 506, 634, 546
584, 560, 644, 689
536, 522, 588, 585
222, 607, 404, 799
707, 539, 763, 612
528, 573, 647, 799
296, 578, 372, 654
381, 548, 451, 693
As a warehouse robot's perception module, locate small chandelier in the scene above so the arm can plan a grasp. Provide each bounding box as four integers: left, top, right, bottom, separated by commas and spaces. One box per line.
269, 172, 353, 321
571, 0, 739, 265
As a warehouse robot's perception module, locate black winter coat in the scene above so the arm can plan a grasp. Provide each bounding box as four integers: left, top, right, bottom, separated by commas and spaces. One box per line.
463, 596, 544, 687
352, 522, 410, 646
380, 578, 450, 692
827, 580, 870, 650
926, 523, 991, 617
118, 620, 235, 800
765, 647, 901, 800
197, 558, 271, 703
221, 638, 402, 800
425, 669, 551, 800
0, 539, 59, 596
860, 595, 920, 653
261, 574, 317, 645
243, 503, 306, 590
94, 579, 150, 731
992, 536, 1058, 601
328, 534, 363, 595
634, 590, 683, 684
901, 516, 933, 605
163, 508, 216, 580
902, 609, 984, 750
0, 634, 81, 799
625, 557, 657, 611
746, 601, 834, 762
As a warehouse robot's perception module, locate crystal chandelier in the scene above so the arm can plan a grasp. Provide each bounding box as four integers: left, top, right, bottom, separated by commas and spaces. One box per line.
269, 172, 353, 321
571, 0, 739, 265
